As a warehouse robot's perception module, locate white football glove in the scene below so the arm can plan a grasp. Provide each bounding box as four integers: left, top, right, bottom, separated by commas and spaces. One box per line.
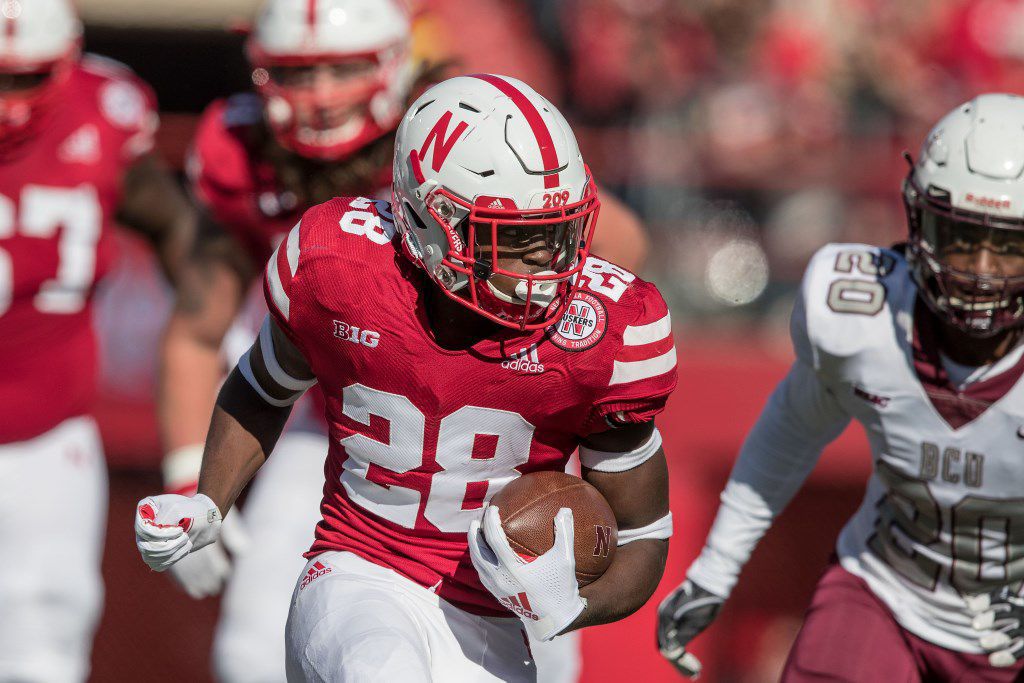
166, 509, 250, 598
468, 505, 587, 642
969, 588, 1024, 667
135, 493, 222, 572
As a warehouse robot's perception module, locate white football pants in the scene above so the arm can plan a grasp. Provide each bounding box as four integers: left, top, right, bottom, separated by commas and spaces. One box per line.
0, 416, 107, 683
286, 551, 539, 682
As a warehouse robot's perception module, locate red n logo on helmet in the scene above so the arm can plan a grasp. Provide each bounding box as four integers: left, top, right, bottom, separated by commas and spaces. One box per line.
411, 111, 468, 181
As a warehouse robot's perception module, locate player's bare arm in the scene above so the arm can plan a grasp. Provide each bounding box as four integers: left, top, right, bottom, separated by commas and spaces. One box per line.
198, 316, 310, 512
136, 314, 312, 572
116, 153, 197, 285
570, 420, 670, 630
159, 215, 253, 457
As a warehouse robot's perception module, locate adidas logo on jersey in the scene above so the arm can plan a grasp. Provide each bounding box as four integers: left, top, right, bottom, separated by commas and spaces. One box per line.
299, 561, 332, 590
500, 592, 539, 621
59, 125, 101, 165
501, 345, 544, 374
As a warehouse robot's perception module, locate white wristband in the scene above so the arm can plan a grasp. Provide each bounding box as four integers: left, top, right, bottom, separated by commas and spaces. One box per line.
617, 512, 672, 546
162, 444, 204, 493
579, 428, 662, 473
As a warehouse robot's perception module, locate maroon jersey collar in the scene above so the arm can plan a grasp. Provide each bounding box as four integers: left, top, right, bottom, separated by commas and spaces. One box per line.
911, 297, 1024, 429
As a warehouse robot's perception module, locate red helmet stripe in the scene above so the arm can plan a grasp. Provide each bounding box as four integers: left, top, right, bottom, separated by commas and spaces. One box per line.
306, 0, 317, 34
5, 12, 15, 41
471, 74, 561, 189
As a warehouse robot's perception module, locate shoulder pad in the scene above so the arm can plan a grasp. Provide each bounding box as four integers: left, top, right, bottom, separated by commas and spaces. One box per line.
794, 242, 912, 369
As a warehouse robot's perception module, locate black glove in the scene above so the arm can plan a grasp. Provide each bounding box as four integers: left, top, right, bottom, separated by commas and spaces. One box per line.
970, 586, 1024, 667
656, 579, 724, 678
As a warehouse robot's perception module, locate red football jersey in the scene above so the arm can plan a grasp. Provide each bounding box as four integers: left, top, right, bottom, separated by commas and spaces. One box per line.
0, 56, 158, 444
264, 197, 678, 616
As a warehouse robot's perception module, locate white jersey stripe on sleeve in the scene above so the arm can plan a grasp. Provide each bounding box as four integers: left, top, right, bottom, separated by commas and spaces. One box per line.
266, 247, 290, 320
609, 345, 677, 386
285, 222, 301, 277
622, 313, 671, 346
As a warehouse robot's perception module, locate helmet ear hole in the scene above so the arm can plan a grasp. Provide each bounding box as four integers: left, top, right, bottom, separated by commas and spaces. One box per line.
404, 201, 427, 230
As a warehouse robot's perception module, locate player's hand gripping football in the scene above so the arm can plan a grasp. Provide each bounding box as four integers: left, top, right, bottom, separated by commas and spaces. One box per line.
656, 579, 725, 678
134, 493, 223, 573
469, 505, 587, 642
969, 586, 1024, 667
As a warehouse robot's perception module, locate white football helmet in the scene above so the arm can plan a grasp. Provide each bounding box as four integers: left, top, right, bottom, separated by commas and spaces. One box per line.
392, 74, 601, 331
904, 93, 1024, 336
247, 0, 412, 161
0, 0, 81, 149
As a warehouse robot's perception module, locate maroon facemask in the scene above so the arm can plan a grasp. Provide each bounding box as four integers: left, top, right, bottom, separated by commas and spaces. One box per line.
904, 171, 1024, 338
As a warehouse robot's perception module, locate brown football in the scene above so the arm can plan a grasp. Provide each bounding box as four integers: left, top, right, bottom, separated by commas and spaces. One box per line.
489, 471, 617, 587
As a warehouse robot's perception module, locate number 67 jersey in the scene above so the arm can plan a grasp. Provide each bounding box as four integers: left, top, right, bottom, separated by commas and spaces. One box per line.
797, 242, 1024, 652
264, 197, 677, 616
0, 58, 157, 444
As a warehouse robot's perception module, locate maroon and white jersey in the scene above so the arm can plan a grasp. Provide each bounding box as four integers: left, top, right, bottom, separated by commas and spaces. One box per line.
688, 242, 1024, 653
263, 196, 677, 615
0, 56, 157, 444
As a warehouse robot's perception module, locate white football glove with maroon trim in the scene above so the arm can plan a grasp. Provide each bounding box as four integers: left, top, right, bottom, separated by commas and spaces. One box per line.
135, 493, 222, 572
468, 505, 587, 642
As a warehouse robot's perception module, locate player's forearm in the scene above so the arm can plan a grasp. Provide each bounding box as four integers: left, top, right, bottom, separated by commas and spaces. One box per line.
567, 538, 668, 632
197, 368, 292, 513
687, 361, 850, 597
158, 315, 224, 453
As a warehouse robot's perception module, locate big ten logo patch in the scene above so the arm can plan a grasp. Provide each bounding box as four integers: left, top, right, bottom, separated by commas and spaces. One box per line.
593, 525, 613, 558
547, 291, 607, 351
333, 321, 380, 348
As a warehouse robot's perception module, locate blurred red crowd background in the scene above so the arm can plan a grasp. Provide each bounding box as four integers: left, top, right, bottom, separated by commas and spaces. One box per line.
81, 0, 1024, 680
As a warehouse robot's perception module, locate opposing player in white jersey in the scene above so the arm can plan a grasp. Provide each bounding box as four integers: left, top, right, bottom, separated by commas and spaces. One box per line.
658, 93, 1024, 682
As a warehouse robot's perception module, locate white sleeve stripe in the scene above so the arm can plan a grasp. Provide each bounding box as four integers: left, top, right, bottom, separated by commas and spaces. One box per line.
285, 222, 301, 277
579, 428, 662, 473
258, 317, 317, 392
622, 313, 671, 346
617, 512, 673, 545
238, 349, 301, 407
266, 248, 290, 320
609, 346, 677, 385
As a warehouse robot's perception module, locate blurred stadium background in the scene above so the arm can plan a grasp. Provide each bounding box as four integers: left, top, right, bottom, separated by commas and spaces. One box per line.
79, 0, 1024, 680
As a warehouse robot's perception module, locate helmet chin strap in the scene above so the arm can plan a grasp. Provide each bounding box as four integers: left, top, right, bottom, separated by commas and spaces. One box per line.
485, 270, 559, 308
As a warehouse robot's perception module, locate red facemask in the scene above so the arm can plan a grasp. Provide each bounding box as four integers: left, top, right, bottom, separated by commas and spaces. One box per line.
250, 51, 403, 162
0, 53, 75, 157
423, 177, 602, 331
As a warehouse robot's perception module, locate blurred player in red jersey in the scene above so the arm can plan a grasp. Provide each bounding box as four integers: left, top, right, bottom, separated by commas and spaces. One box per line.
138, 72, 675, 682
0, 1, 195, 681
159, 1, 650, 681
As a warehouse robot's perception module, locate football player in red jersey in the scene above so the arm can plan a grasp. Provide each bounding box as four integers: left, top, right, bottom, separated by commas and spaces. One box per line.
159, 1, 650, 681
138, 73, 676, 682
0, 1, 195, 681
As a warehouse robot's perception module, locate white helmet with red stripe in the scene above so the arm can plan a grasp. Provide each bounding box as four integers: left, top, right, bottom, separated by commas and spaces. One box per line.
392, 74, 601, 331
0, 0, 80, 70
247, 0, 412, 161
0, 0, 81, 151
